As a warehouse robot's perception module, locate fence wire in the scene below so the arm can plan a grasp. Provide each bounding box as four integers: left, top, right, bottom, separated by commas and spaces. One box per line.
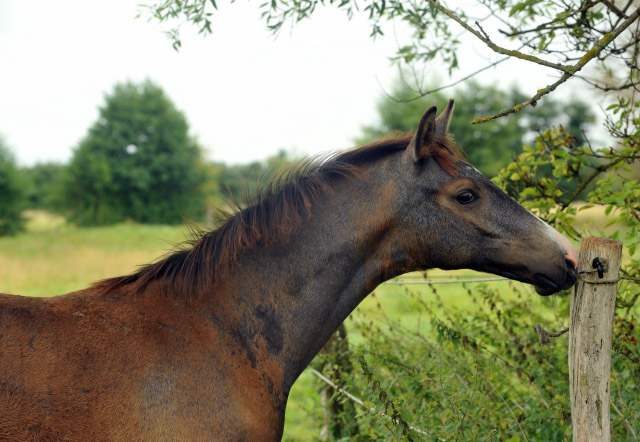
311, 271, 638, 439
310, 275, 508, 439
383, 277, 508, 285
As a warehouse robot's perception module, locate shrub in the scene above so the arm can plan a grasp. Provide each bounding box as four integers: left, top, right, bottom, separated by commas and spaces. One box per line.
0, 140, 25, 236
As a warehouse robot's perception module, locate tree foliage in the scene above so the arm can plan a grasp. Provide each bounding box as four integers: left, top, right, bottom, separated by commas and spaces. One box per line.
141, 0, 639, 120
358, 79, 594, 177
213, 149, 296, 203
0, 138, 25, 236
61, 80, 207, 225
22, 163, 66, 211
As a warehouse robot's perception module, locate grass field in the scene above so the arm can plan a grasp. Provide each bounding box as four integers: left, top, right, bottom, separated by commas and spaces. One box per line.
0, 211, 187, 296
0, 209, 615, 440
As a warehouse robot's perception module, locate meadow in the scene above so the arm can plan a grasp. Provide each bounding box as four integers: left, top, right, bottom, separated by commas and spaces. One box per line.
0, 211, 586, 440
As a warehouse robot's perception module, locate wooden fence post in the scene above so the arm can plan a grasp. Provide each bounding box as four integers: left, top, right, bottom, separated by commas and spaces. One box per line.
569, 236, 622, 442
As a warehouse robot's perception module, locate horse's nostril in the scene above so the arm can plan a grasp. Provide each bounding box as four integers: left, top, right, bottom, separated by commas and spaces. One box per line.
551, 229, 578, 270
564, 248, 578, 270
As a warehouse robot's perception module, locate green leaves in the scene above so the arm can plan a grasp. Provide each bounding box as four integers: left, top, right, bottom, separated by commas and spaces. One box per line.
508, 0, 543, 18
357, 78, 593, 179
139, 0, 217, 49
492, 100, 640, 441
315, 278, 579, 441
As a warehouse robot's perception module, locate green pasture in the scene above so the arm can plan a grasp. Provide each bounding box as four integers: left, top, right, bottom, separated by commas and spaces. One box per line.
0, 211, 186, 297
0, 208, 619, 440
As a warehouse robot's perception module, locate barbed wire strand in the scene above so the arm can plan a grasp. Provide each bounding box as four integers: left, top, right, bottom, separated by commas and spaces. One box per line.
385, 275, 640, 286
383, 277, 509, 285
579, 269, 640, 285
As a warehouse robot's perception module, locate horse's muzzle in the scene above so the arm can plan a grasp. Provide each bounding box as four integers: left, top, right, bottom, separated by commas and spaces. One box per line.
533, 265, 578, 296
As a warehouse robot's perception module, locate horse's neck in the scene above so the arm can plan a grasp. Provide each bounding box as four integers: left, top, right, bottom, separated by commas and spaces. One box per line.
215, 177, 402, 392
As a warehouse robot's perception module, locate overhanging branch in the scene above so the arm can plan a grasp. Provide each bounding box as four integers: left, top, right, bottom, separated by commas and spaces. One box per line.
426, 0, 573, 74
470, 6, 640, 124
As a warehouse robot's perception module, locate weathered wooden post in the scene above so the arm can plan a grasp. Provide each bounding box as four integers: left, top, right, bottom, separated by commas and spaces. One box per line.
569, 236, 622, 442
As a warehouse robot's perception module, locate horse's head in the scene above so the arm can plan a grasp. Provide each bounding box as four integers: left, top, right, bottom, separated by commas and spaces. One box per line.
394, 100, 577, 295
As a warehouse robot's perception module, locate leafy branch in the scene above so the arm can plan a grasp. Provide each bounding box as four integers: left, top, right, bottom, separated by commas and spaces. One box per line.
141, 0, 640, 127
439, 4, 640, 123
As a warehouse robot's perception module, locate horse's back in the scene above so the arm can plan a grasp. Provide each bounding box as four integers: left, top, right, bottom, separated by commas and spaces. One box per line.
0, 291, 160, 440
0, 293, 69, 439
0, 290, 285, 441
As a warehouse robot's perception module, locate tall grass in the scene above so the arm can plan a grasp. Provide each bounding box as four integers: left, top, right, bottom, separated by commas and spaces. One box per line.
0, 211, 185, 296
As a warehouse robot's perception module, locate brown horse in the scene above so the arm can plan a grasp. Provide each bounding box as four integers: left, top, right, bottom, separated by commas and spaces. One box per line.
0, 101, 577, 441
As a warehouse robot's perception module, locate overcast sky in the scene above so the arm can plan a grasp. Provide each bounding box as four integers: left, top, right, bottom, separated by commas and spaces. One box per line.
1, 1, 589, 167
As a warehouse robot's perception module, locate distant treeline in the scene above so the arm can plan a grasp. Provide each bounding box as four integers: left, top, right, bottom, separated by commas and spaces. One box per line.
20, 150, 296, 220
0, 78, 596, 235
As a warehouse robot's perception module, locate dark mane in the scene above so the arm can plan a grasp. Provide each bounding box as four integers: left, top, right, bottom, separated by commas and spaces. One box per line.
94, 133, 460, 298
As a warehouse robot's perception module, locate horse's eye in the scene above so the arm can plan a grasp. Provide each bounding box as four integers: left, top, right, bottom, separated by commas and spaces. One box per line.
456, 190, 477, 205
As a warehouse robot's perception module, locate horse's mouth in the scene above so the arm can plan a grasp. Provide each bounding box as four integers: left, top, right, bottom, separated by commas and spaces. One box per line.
489, 267, 577, 296
533, 271, 577, 296
534, 277, 559, 296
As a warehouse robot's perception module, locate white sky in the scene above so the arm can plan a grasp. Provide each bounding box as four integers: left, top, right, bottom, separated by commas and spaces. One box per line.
0, 0, 590, 167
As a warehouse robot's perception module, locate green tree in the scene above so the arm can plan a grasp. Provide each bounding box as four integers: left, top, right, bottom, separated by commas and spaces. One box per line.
0, 138, 25, 236
214, 149, 296, 203
62, 80, 206, 225
22, 162, 65, 210
359, 80, 594, 177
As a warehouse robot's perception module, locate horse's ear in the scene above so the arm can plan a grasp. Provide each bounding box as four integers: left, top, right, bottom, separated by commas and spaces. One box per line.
435, 98, 455, 137
409, 106, 437, 162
